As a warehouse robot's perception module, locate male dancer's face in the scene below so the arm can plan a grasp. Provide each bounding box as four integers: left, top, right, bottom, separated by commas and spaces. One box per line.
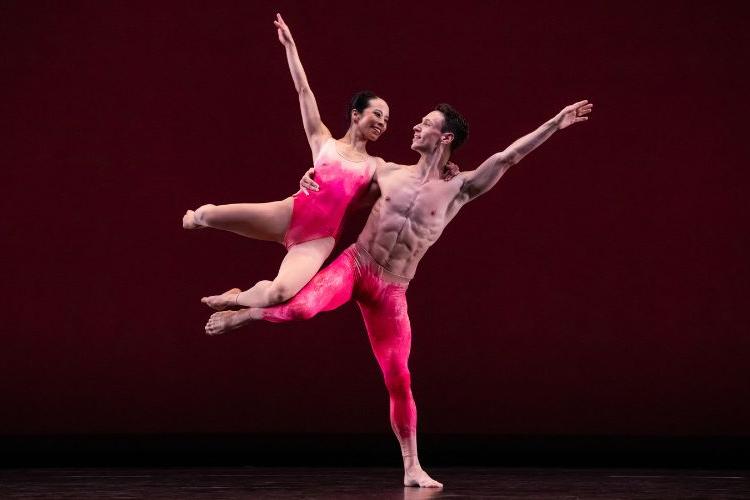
411, 110, 447, 153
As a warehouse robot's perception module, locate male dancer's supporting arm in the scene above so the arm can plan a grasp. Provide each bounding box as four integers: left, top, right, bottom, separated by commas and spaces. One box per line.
460, 100, 593, 201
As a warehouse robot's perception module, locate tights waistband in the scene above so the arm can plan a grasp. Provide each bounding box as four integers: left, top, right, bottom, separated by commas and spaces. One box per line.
353, 243, 412, 286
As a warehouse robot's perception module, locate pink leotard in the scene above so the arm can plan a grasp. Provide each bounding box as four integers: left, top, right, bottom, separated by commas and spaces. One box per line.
284, 139, 377, 248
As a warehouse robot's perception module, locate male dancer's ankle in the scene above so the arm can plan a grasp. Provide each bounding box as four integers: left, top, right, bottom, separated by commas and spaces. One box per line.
402, 453, 420, 468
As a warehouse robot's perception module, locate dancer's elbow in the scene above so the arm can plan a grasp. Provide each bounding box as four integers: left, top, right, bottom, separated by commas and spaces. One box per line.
495, 150, 520, 168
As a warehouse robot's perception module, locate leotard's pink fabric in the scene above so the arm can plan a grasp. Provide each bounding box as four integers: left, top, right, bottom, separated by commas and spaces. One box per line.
260, 244, 416, 442
284, 139, 376, 248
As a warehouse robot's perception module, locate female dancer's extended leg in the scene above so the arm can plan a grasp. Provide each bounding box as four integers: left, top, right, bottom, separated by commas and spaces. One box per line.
183, 199, 293, 242
201, 236, 336, 310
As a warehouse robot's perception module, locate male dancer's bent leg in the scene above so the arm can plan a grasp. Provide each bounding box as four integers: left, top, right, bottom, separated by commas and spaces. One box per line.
204, 246, 357, 335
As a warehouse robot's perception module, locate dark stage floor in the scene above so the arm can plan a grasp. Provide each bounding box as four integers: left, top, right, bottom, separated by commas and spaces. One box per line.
0, 467, 747, 499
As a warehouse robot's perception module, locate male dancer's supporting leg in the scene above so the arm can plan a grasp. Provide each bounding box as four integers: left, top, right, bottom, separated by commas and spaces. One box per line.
358, 287, 442, 488
204, 247, 442, 488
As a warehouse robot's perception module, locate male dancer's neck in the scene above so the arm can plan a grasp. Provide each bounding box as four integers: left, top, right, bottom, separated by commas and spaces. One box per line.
415, 145, 451, 180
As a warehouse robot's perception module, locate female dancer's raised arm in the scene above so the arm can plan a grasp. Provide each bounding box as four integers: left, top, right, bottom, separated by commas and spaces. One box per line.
274, 13, 331, 159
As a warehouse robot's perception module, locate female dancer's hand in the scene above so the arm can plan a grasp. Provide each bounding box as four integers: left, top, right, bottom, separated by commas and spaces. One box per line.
298, 167, 319, 196
274, 13, 294, 46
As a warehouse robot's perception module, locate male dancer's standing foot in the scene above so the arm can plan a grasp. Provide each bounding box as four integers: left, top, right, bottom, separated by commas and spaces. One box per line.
404, 455, 443, 487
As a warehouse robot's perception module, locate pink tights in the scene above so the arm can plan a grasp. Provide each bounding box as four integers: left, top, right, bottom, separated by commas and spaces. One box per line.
259, 244, 417, 455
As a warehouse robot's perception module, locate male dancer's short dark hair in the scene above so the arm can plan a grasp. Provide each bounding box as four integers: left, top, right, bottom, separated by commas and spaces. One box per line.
435, 103, 469, 151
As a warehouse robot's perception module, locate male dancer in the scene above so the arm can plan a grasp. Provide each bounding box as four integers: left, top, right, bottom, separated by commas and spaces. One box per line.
205, 100, 593, 487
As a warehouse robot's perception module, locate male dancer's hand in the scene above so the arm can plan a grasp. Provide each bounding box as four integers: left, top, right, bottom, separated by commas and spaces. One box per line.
553, 100, 594, 130
274, 13, 294, 46
298, 167, 319, 196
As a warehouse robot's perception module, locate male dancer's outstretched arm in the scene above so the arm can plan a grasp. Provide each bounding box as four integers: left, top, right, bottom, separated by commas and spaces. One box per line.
459, 100, 593, 202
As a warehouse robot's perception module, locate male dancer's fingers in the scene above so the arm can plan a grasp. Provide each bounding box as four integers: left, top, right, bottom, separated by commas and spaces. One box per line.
299, 180, 313, 195
575, 104, 593, 122
302, 168, 319, 191
563, 100, 588, 116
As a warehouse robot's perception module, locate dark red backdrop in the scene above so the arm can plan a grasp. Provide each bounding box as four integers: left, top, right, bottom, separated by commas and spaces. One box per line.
3, 1, 748, 436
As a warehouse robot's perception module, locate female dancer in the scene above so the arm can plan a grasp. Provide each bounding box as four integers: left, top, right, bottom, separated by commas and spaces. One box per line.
183, 14, 389, 309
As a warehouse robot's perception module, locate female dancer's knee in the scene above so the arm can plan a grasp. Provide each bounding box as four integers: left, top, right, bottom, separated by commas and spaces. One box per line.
265, 279, 306, 307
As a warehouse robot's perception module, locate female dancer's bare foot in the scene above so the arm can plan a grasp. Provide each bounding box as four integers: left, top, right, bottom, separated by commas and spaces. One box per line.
182, 210, 205, 229
205, 310, 247, 335
404, 465, 443, 488
201, 288, 241, 311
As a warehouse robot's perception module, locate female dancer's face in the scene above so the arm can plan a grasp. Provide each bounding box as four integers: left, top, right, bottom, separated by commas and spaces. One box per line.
354, 98, 389, 141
